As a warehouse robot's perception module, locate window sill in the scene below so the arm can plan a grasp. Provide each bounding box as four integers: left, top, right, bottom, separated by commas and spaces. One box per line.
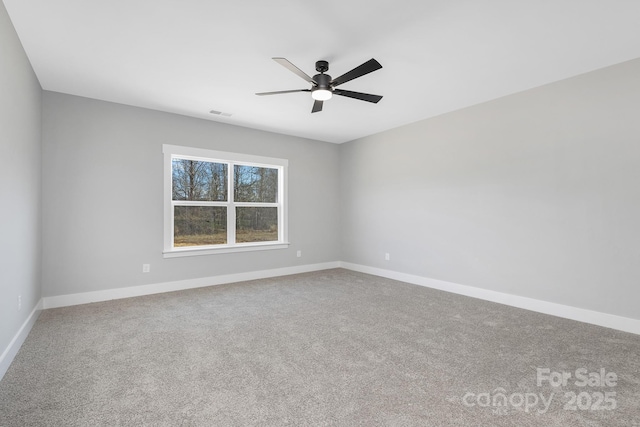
163, 242, 290, 258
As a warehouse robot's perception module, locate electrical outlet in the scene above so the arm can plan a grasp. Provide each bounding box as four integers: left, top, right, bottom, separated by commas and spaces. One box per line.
18, 295, 22, 311
297, 250, 302, 258
142, 264, 150, 273
385, 253, 390, 261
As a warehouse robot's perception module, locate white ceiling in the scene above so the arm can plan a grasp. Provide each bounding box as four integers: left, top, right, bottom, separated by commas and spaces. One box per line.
4, 0, 640, 143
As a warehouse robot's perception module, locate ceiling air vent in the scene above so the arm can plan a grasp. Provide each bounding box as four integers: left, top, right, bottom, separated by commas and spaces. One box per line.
209, 110, 232, 117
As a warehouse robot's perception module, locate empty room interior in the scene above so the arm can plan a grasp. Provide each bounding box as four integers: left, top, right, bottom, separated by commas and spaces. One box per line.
2, 1, 640, 426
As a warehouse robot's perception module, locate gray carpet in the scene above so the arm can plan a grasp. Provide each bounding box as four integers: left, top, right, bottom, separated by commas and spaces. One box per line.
0, 269, 638, 426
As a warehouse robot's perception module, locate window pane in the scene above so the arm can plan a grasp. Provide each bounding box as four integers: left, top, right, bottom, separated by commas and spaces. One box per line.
234, 165, 278, 203
172, 158, 227, 201
236, 207, 278, 243
174, 206, 227, 246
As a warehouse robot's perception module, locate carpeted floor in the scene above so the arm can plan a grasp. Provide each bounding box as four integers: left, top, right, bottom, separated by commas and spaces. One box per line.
0, 269, 639, 426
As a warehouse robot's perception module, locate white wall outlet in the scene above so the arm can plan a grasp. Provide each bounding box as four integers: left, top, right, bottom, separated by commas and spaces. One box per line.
297, 250, 302, 258
385, 253, 390, 261
17, 295, 22, 311
142, 264, 150, 273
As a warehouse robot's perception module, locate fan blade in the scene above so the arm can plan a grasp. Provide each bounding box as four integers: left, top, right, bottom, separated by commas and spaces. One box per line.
334, 89, 383, 103
256, 89, 310, 96
273, 58, 316, 85
312, 100, 323, 113
330, 58, 382, 87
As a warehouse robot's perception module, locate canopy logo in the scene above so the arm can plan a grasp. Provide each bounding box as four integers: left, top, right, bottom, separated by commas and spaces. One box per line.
462, 388, 553, 415
460, 367, 618, 416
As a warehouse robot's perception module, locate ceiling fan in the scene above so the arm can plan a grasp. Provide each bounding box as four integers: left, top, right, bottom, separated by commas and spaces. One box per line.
256, 58, 383, 113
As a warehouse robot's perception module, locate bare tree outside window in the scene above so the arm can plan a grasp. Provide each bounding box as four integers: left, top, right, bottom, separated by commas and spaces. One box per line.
234, 165, 278, 203
172, 159, 228, 246
172, 159, 227, 201
234, 165, 279, 243
170, 158, 281, 248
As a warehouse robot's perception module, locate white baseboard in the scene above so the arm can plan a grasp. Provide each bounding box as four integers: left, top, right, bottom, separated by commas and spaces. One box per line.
42, 262, 341, 309
0, 299, 43, 381
29, 259, 640, 342
340, 262, 640, 336
3, 261, 638, 384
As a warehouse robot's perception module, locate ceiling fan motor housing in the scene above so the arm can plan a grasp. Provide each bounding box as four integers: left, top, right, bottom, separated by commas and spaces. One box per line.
311, 73, 333, 101
313, 73, 332, 90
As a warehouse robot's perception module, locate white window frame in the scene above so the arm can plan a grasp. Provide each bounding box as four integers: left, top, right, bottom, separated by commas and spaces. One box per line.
163, 144, 289, 258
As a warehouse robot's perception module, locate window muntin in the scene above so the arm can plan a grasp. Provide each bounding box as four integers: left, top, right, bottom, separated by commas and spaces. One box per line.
163, 145, 288, 257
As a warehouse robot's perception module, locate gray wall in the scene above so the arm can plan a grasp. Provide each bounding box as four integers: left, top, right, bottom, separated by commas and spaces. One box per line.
340, 58, 640, 320
0, 2, 42, 353
42, 92, 341, 297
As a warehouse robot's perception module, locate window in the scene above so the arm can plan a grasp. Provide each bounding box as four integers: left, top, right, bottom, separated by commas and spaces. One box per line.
163, 145, 288, 257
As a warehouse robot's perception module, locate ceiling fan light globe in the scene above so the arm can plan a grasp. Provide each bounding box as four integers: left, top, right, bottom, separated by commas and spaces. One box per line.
312, 89, 332, 101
